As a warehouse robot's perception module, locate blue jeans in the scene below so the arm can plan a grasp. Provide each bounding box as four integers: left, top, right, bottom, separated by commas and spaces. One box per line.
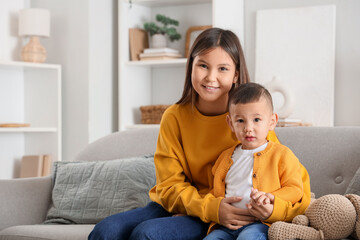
203, 222, 269, 240
88, 201, 209, 240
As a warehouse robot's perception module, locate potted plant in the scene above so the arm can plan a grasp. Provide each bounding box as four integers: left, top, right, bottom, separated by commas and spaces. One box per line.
144, 14, 181, 48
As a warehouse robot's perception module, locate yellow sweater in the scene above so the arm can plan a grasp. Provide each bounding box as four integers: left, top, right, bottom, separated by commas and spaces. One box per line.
209, 141, 311, 232
149, 104, 279, 223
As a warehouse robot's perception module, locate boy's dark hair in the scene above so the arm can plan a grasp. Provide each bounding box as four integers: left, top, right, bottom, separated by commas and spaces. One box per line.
228, 82, 273, 112
177, 27, 250, 105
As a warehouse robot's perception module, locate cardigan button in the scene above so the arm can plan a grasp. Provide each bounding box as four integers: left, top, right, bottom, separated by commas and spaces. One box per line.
256, 153, 261, 156
253, 174, 256, 178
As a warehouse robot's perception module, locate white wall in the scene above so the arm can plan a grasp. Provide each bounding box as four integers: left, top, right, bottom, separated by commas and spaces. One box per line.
31, 0, 118, 160
244, 0, 360, 126
213, 0, 244, 47
0, 0, 28, 61
88, 0, 118, 143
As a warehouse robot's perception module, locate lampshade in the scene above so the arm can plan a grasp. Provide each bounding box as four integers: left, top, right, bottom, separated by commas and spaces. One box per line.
19, 8, 50, 37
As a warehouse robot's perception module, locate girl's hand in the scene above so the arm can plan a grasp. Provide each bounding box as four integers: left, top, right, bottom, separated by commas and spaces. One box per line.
219, 197, 256, 230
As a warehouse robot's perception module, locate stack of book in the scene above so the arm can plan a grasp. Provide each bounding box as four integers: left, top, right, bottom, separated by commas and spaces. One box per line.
140, 48, 182, 61
276, 118, 311, 127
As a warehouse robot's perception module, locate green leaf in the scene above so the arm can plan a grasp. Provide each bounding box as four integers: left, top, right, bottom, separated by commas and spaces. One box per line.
143, 14, 181, 41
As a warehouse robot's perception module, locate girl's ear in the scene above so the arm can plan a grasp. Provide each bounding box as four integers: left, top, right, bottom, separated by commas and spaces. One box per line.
233, 70, 239, 83
269, 113, 278, 130
226, 114, 235, 132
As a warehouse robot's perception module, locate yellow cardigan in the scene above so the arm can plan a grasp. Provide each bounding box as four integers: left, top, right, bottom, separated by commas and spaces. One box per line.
149, 104, 279, 224
209, 141, 311, 232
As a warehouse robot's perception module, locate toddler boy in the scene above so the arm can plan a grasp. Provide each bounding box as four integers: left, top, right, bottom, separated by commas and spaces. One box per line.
205, 83, 311, 240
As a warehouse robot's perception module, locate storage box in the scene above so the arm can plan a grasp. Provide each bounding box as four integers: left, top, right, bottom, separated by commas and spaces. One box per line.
140, 105, 170, 124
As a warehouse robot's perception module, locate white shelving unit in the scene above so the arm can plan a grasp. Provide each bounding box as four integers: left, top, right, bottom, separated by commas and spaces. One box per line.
125, 58, 187, 67
118, 0, 244, 130
0, 61, 61, 179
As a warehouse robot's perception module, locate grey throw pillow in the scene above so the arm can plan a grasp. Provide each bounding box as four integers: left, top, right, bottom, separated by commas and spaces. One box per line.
346, 166, 360, 195
43, 155, 156, 224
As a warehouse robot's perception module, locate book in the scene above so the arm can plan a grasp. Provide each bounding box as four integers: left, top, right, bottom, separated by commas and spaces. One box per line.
129, 28, 149, 61
276, 122, 311, 127
20, 155, 43, 178
276, 118, 311, 127
143, 48, 179, 54
140, 56, 182, 61
278, 118, 302, 123
19, 154, 53, 178
139, 52, 182, 58
42, 154, 53, 176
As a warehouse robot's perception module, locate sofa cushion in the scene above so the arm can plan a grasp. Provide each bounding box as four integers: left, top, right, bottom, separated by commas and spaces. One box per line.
0, 224, 94, 240
44, 155, 156, 224
346, 167, 360, 195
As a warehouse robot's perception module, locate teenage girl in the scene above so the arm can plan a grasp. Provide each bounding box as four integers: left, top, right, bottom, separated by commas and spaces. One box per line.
88, 27, 278, 240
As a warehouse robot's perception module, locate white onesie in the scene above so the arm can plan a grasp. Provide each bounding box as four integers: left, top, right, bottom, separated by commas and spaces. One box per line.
225, 142, 268, 209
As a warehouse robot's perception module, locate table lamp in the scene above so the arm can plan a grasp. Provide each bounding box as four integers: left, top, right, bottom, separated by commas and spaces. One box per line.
18, 8, 50, 63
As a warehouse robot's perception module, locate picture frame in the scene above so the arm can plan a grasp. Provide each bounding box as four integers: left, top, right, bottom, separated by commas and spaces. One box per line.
185, 25, 212, 58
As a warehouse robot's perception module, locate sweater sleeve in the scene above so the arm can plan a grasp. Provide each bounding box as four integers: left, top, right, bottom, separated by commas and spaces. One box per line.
149, 109, 222, 223
273, 149, 304, 204
265, 164, 311, 223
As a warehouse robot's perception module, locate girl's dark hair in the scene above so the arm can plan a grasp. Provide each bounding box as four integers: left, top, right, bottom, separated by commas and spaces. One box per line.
228, 82, 274, 112
176, 27, 250, 105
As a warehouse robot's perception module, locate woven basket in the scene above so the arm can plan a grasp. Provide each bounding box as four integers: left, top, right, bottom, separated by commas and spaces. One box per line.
140, 105, 171, 124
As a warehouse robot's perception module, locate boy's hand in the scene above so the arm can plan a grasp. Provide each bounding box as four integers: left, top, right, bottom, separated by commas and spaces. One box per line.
247, 188, 275, 220
219, 197, 256, 230
250, 188, 274, 205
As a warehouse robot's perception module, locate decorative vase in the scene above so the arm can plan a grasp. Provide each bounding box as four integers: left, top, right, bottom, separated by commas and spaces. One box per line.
151, 34, 167, 48
21, 36, 47, 63
264, 76, 295, 119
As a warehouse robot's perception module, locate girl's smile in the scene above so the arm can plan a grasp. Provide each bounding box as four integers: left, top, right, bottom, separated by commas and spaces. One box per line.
203, 85, 219, 91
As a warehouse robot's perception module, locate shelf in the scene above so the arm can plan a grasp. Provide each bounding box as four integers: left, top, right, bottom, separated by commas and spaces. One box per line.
0, 60, 62, 179
125, 58, 187, 67
0, 60, 61, 71
118, 0, 219, 130
0, 127, 58, 133
124, 0, 211, 7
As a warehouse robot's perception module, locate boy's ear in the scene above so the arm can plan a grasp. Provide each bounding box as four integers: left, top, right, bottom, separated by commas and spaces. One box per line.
226, 115, 235, 132
269, 113, 278, 130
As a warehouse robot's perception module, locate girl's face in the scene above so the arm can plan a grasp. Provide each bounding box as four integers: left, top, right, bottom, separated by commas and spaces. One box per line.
191, 47, 238, 115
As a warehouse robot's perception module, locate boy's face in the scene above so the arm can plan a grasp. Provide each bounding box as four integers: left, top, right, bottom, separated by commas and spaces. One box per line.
226, 97, 278, 150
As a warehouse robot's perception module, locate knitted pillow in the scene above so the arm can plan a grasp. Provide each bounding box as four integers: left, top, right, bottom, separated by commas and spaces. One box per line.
43, 155, 155, 224
346, 166, 360, 195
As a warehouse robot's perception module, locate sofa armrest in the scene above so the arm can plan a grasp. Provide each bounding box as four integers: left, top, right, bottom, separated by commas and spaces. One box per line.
0, 176, 52, 230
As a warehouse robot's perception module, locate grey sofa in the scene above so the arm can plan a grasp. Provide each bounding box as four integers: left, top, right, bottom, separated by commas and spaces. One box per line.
0, 127, 359, 240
